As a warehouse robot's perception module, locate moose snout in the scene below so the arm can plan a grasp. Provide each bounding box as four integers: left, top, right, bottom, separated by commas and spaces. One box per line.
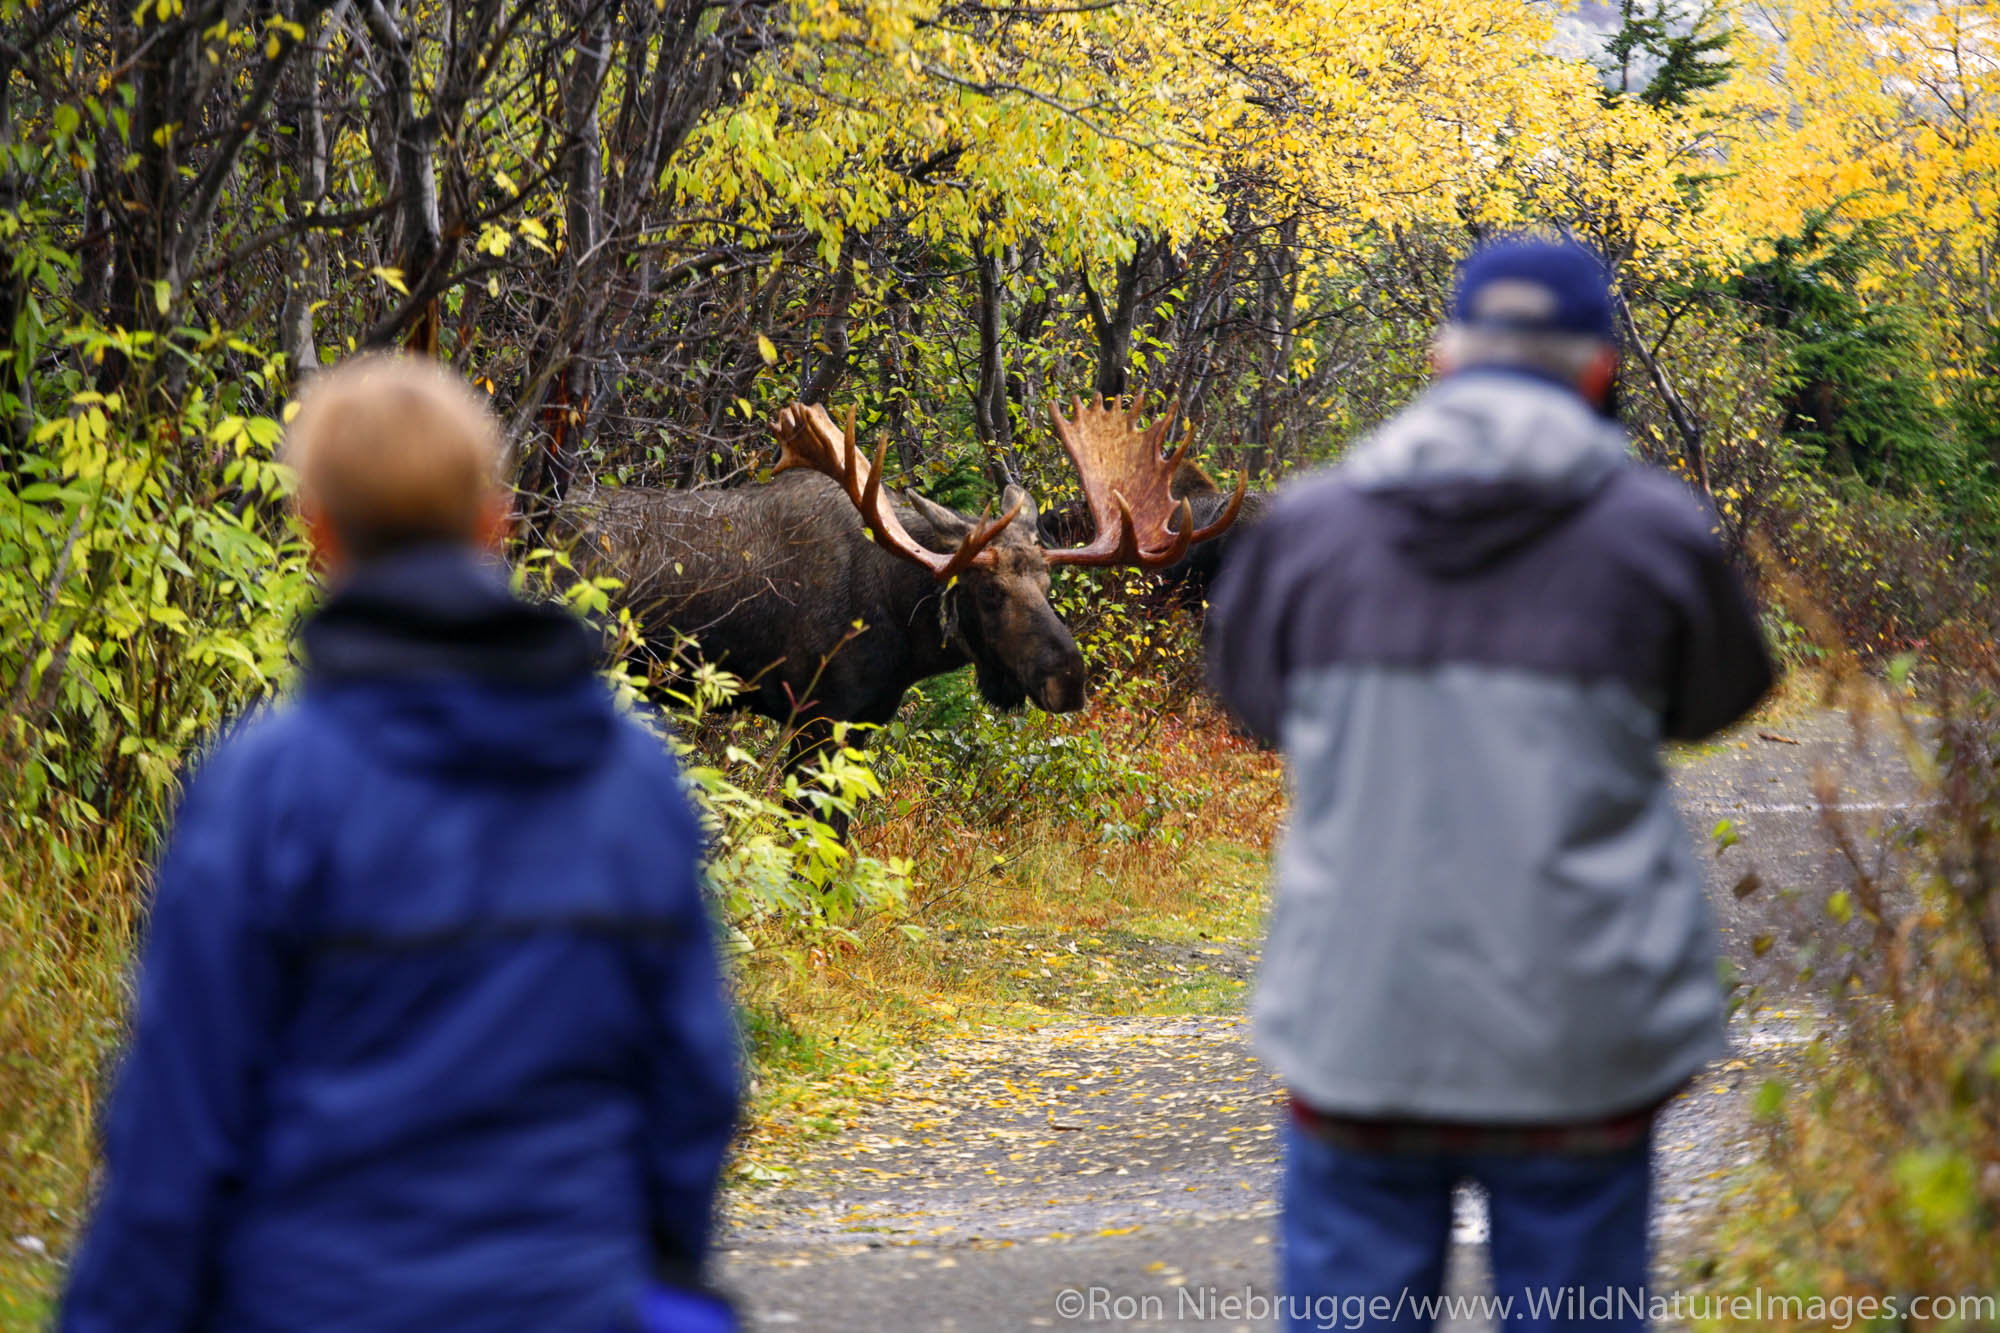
1034, 653, 1088, 714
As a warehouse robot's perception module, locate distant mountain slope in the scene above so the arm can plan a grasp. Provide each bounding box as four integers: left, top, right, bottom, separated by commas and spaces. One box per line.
1548, 0, 1626, 59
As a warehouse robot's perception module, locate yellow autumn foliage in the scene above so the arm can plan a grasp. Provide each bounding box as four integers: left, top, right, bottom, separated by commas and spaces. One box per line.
673, 0, 1734, 269
669, 0, 1998, 336
1715, 0, 2000, 386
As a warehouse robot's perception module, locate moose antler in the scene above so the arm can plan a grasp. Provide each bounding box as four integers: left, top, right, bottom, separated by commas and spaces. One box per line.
772, 403, 1024, 582
1042, 396, 1247, 568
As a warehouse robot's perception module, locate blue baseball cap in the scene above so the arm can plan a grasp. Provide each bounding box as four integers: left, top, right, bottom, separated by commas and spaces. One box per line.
1450, 236, 1616, 342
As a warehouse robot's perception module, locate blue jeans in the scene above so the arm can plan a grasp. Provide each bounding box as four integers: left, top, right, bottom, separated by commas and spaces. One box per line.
1280, 1123, 1651, 1332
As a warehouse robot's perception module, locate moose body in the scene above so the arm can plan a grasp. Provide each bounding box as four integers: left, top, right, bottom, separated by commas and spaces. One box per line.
1154, 485, 1268, 608
562, 398, 1239, 782
569, 470, 1085, 739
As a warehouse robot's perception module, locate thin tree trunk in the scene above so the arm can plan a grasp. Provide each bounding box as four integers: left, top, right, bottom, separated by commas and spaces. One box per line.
884, 292, 925, 478
280, 2, 329, 375
802, 233, 861, 404
0, 53, 29, 472
1080, 236, 1151, 399
973, 241, 1023, 489
361, 0, 447, 351
1248, 233, 1297, 481
94, 5, 175, 396
1616, 292, 1711, 495
1007, 244, 1050, 446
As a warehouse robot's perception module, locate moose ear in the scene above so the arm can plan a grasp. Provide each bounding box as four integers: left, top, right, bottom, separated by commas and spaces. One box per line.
905, 492, 973, 541
1000, 483, 1038, 529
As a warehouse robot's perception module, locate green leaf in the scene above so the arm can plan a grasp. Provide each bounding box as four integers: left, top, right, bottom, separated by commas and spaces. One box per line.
1893, 1148, 1977, 1233
1751, 1079, 1787, 1120
242, 416, 283, 449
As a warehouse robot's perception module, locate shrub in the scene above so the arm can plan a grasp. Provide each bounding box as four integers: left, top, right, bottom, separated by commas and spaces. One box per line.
1702, 667, 2000, 1326
0, 319, 308, 1314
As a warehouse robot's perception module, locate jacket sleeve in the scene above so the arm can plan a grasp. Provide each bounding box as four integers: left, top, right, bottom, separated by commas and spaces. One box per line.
634, 777, 741, 1284
60, 761, 281, 1333
1205, 511, 1293, 745
1662, 512, 1777, 742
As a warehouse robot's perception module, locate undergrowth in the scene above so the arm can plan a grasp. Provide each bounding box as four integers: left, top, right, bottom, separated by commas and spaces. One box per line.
0, 841, 136, 1325
722, 659, 1285, 1183
1696, 651, 2000, 1327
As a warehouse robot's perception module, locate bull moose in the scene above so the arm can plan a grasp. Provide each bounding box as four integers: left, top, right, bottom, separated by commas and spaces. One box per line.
565, 396, 1244, 779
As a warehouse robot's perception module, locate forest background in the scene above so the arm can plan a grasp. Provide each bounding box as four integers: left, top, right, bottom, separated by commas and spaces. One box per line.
4, 0, 2000, 1324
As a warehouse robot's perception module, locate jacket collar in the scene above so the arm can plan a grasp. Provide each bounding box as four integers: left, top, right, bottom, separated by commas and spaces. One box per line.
1342, 371, 1629, 495
300, 545, 599, 687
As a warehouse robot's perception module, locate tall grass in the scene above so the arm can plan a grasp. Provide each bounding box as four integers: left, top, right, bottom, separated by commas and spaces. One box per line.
1702, 652, 2000, 1326
0, 833, 140, 1322
741, 689, 1283, 1019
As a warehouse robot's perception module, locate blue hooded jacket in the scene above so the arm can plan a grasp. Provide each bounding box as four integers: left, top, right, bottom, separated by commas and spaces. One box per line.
60, 548, 740, 1333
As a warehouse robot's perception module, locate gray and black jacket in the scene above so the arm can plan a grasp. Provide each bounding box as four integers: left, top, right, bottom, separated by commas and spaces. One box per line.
1207, 369, 1772, 1124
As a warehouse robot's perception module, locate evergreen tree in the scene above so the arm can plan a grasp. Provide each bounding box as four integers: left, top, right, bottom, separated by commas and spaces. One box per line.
1954, 322, 2000, 476
1730, 211, 1965, 493
1603, 0, 1735, 108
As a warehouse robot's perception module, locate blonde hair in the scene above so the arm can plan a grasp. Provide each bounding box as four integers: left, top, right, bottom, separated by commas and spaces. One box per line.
284, 355, 505, 561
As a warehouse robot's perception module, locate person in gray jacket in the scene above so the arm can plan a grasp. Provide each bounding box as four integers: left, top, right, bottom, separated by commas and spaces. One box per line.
1206, 236, 1772, 1331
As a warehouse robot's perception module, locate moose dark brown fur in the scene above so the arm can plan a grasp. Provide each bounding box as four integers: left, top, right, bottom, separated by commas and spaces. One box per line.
569, 470, 1085, 762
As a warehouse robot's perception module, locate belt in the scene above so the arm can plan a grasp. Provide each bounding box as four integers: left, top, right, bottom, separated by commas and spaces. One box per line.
1288, 1091, 1668, 1156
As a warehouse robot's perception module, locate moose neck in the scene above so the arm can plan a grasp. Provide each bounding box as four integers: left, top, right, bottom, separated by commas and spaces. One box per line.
918, 582, 972, 675
890, 499, 978, 678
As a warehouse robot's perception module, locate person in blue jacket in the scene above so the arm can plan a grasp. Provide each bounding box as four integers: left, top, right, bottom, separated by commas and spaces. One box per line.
60, 354, 740, 1333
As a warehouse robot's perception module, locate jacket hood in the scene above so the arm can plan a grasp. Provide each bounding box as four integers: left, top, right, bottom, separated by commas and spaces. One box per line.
300, 546, 614, 779
1341, 370, 1630, 577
